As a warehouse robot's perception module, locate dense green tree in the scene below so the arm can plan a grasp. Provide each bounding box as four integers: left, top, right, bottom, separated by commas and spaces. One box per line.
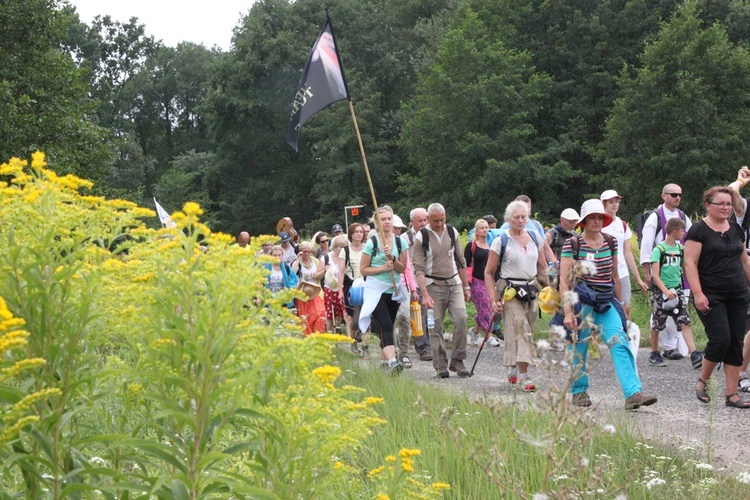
153, 150, 215, 225
205, 0, 455, 235
597, 1, 750, 215
0, 0, 110, 180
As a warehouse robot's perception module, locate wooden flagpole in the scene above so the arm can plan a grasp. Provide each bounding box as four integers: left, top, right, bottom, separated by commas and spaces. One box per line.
348, 100, 403, 299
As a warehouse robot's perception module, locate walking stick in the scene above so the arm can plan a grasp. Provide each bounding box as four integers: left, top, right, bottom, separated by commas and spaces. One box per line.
469, 315, 499, 377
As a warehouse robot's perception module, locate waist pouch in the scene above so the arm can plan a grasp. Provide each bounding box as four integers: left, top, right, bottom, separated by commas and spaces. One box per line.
511, 282, 538, 302
575, 282, 613, 312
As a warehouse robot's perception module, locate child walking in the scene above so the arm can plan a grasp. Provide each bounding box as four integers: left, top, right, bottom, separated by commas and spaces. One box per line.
648, 217, 703, 369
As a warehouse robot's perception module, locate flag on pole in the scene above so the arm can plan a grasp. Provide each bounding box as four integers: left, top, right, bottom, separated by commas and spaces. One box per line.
286, 13, 350, 151
153, 198, 176, 228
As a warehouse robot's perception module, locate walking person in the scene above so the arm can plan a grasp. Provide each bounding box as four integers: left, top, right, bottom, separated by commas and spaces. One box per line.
560, 199, 657, 410
465, 219, 500, 348
339, 223, 366, 353
359, 206, 409, 375
685, 186, 750, 408
412, 203, 471, 378
484, 201, 547, 392
291, 241, 326, 336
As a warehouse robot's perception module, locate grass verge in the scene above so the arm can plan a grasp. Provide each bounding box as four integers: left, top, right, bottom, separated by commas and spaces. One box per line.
338, 353, 750, 498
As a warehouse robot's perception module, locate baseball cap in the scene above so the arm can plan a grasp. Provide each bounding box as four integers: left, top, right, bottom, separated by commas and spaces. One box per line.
331, 224, 344, 234
392, 214, 407, 230
560, 208, 580, 221
279, 231, 291, 243
600, 189, 622, 201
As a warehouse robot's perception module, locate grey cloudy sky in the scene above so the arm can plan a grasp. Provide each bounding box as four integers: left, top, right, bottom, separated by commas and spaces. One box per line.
70, 0, 254, 50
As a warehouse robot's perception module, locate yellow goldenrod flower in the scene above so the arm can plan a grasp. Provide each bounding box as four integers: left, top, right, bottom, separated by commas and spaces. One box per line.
312, 365, 341, 385
401, 457, 414, 472
398, 448, 421, 458
367, 465, 385, 478
385, 455, 396, 462
31, 151, 46, 169
364, 397, 384, 405
374, 494, 390, 500
431, 482, 451, 490
183, 202, 203, 216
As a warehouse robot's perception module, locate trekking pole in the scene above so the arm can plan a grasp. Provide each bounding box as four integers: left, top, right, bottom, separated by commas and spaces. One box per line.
469, 314, 499, 377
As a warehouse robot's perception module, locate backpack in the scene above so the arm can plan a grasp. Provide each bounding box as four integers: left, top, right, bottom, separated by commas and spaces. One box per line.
369, 233, 404, 257
569, 233, 617, 263
547, 227, 572, 262
654, 242, 684, 270
418, 225, 462, 269
635, 206, 687, 247
495, 230, 542, 281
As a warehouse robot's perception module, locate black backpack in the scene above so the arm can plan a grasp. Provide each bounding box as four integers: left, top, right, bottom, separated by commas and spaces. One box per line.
418, 224, 461, 269
369, 233, 404, 257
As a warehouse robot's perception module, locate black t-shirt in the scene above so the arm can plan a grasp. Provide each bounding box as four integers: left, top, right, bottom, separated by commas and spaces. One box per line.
464, 242, 490, 281
685, 220, 748, 295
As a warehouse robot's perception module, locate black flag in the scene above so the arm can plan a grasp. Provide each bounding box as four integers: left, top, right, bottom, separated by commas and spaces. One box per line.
286, 14, 350, 151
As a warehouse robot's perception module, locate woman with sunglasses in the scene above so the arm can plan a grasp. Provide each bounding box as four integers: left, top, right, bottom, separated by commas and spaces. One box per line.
686, 186, 750, 408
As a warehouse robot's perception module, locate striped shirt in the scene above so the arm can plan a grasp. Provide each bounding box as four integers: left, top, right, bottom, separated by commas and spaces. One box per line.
560, 235, 618, 287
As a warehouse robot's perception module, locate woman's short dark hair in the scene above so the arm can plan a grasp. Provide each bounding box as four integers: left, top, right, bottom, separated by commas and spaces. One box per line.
703, 186, 732, 205
315, 232, 329, 244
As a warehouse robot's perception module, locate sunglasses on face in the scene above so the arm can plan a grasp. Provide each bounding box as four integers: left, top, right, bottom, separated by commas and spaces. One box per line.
319, 240, 329, 244
666, 193, 682, 198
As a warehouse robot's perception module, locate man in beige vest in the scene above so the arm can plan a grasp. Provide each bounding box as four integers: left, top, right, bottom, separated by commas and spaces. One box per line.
413, 203, 471, 378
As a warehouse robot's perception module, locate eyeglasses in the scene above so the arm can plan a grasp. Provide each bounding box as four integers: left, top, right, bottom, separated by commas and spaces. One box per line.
708, 202, 732, 208
666, 193, 682, 198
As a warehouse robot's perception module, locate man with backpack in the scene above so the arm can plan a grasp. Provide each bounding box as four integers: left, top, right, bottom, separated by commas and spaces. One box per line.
639, 183, 691, 360
413, 203, 471, 378
728, 167, 750, 392
405, 207, 433, 362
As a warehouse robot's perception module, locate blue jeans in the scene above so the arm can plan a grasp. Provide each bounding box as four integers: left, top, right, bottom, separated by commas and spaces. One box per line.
568, 304, 642, 399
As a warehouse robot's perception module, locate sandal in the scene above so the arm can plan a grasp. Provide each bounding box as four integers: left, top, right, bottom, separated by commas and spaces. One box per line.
400, 355, 413, 369
725, 392, 750, 408
696, 378, 710, 404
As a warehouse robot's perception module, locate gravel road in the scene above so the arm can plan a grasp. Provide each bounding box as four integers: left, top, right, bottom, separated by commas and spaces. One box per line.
391, 335, 750, 475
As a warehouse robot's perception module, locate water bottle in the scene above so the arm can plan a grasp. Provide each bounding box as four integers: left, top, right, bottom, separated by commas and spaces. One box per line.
548, 262, 557, 289
427, 308, 435, 330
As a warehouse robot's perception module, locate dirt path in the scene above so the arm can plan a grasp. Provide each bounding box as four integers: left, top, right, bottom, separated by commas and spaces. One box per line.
391, 337, 750, 475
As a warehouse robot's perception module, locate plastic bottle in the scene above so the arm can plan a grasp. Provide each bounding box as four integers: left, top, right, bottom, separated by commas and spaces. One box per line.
426, 308, 435, 330
548, 262, 557, 288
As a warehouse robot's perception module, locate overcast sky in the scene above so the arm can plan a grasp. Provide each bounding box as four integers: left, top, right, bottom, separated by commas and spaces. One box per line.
70, 0, 254, 51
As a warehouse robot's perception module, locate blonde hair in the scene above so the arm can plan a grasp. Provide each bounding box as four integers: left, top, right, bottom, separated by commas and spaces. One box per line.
473, 218, 489, 242
332, 234, 349, 249
298, 241, 315, 253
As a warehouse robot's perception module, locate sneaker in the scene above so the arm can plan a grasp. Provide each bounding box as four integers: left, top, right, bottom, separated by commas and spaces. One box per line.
469, 327, 480, 346
437, 369, 449, 379
740, 377, 750, 393
663, 349, 683, 360
492, 327, 504, 341
384, 359, 403, 376
551, 339, 565, 352
649, 351, 667, 367
449, 359, 470, 378
507, 366, 519, 385
400, 354, 413, 369
521, 377, 536, 392
419, 351, 433, 362
486, 336, 501, 347
361, 345, 370, 360
571, 392, 592, 407
690, 350, 703, 370
625, 392, 657, 411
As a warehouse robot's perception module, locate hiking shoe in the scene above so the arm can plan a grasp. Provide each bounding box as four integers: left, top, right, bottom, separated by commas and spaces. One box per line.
361, 345, 370, 360
551, 339, 565, 352
437, 369, 449, 379
571, 392, 592, 407
649, 351, 667, 367
690, 350, 703, 370
521, 378, 536, 392
400, 354, 413, 369
449, 359, 470, 378
663, 349, 683, 360
349, 342, 360, 355
486, 336, 501, 347
469, 327, 480, 346
740, 377, 750, 393
419, 351, 433, 362
492, 327, 504, 341
384, 359, 403, 376
625, 392, 657, 411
